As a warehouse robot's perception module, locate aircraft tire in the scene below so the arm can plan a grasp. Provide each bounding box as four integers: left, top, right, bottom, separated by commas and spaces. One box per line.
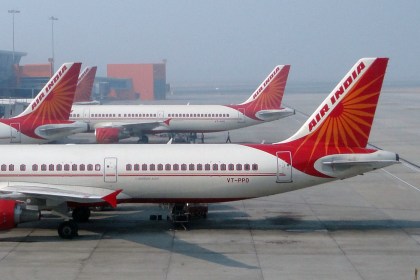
58, 220, 78, 239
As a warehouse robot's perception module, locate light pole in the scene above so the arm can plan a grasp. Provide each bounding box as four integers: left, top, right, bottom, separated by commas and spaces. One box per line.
49, 16, 58, 73
8, 9, 20, 64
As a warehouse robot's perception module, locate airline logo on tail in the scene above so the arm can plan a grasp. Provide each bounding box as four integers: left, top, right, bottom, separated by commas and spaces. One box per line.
3, 62, 83, 140
252, 58, 389, 178
32, 65, 68, 110
308, 61, 366, 132
20, 63, 81, 124
229, 65, 291, 119
251, 66, 281, 100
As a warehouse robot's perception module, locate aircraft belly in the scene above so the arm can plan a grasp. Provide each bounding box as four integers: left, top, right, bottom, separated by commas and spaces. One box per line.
116, 175, 278, 200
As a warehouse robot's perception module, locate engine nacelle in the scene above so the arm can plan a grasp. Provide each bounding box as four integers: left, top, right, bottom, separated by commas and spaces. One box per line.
95, 127, 130, 144
0, 200, 40, 230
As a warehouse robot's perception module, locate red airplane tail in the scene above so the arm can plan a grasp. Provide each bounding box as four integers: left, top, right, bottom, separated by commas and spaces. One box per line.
264, 58, 390, 178
237, 65, 290, 114
281, 58, 389, 150
74, 66, 97, 103
15, 62, 82, 124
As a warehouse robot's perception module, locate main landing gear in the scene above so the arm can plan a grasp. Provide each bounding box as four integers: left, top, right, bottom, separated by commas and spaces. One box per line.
138, 135, 149, 144
167, 203, 209, 230
57, 207, 90, 239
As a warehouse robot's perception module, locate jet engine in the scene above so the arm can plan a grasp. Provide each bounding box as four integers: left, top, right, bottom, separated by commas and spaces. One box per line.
0, 200, 40, 230
95, 127, 130, 144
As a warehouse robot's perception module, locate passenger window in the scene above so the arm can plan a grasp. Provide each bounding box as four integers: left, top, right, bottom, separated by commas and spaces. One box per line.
72, 164, 77, 171
126, 164, 132, 171
134, 164, 139, 171
236, 164, 242, 171
142, 164, 148, 171
212, 164, 218, 171
205, 164, 210, 171
189, 164, 195, 171
165, 164, 171, 171
87, 164, 93, 171
80, 164, 86, 171
181, 164, 187, 171
64, 164, 70, 171
20, 164, 26, 171
221, 164, 226, 171
252, 164, 258, 171
8, 164, 14, 171
173, 164, 179, 171
228, 164, 234, 171
95, 164, 101, 171
197, 164, 203, 171
244, 164, 250, 171
57, 164, 63, 171
49, 164, 54, 171
32, 164, 38, 171
41, 164, 47, 171
1, 164, 6, 171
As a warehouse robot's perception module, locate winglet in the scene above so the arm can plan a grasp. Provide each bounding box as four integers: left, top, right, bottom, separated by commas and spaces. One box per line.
102, 189, 122, 208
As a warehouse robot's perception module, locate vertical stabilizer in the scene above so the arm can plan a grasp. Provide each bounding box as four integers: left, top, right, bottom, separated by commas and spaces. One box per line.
74, 66, 97, 103
15, 62, 82, 123
280, 58, 388, 150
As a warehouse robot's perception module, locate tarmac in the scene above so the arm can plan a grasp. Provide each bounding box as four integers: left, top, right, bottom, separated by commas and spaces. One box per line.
0, 87, 419, 280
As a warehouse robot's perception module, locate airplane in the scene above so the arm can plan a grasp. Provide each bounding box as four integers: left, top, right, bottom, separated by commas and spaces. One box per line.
69, 65, 295, 143
72, 66, 100, 105
0, 57, 399, 239
0, 62, 88, 144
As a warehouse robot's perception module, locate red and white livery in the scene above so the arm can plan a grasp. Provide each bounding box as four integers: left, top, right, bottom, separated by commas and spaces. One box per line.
0, 58, 398, 239
0, 63, 88, 144
69, 65, 295, 143
73, 66, 99, 105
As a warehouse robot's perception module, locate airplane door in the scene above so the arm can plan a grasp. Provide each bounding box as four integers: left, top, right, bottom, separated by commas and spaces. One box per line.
83, 108, 90, 119
10, 123, 21, 143
276, 151, 292, 183
238, 108, 245, 123
104, 157, 117, 183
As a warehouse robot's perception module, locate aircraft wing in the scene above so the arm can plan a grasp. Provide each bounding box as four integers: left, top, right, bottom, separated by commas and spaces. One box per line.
36, 123, 89, 137
94, 120, 165, 133
0, 182, 122, 207
255, 107, 295, 121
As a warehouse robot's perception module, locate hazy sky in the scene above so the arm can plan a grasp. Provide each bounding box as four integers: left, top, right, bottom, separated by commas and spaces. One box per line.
1, 0, 419, 85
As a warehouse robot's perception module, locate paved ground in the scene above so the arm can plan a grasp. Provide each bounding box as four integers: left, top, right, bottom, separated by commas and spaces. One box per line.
0, 87, 419, 280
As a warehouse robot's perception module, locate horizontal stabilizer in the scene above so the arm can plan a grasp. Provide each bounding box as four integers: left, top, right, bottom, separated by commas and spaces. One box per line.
35, 122, 88, 137
323, 159, 399, 168
255, 108, 295, 121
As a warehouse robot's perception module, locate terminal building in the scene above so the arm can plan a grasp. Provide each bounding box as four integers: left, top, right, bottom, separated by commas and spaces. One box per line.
0, 49, 168, 114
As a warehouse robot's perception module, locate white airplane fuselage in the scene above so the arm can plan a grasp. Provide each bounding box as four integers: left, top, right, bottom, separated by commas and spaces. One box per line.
0, 144, 397, 203
70, 104, 293, 133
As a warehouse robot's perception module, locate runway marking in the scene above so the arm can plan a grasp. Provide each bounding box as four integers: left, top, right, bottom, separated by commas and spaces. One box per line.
381, 169, 420, 193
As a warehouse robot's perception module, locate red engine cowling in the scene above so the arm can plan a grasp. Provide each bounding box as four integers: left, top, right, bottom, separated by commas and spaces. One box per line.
0, 200, 41, 230
95, 127, 122, 144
